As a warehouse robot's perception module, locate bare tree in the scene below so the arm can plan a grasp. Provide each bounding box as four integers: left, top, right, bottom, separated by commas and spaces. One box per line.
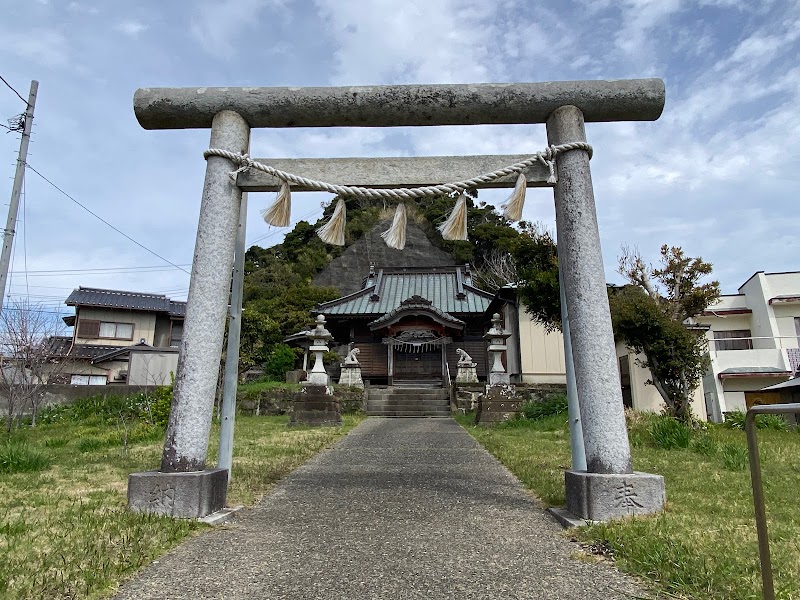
614, 245, 721, 422
0, 299, 72, 430
475, 249, 519, 292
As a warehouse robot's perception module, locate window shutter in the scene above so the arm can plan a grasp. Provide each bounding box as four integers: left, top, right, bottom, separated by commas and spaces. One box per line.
78, 319, 100, 338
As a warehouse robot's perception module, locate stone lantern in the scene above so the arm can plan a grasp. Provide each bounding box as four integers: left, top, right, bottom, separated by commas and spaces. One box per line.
483, 313, 511, 386
477, 313, 518, 425
291, 315, 341, 426
305, 314, 332, 386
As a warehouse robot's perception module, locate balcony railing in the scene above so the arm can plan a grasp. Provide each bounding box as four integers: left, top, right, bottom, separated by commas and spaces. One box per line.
709, 336, 799, 375
710, 335, 799, 353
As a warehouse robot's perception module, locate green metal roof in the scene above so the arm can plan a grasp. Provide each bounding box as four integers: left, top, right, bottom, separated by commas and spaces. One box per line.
316, 266, 492, 316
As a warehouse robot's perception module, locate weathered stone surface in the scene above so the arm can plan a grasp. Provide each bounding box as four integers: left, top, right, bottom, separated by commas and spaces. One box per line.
161, 111, 249, 473
476, 385, 521, 425
290, 385, 341, 426
134, 79, 666, 130
128, 468, 227, 518
313, 220, 454, 295
456, 365, 478, 383
547, 105, 632, 475
564, 470, 666, 521
338, 365, 364, 388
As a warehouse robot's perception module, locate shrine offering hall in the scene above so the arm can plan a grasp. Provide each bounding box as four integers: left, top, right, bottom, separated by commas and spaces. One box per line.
316, 265, 494, 385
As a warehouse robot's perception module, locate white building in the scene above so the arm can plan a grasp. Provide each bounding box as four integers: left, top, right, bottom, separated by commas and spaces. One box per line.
697, 271, 799, 421
617, 271, 800, 421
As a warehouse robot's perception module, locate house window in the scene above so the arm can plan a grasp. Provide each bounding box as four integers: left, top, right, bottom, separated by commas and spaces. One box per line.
170, 323, 183, 348
98, 322, 134, 340
77, 319, 134, 340
714, 329, 753, 351
795, 317, 800, 346
618, 355, 633, 409
70, 374, 107, 385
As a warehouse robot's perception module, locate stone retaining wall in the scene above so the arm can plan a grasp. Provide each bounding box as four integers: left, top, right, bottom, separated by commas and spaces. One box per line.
237, 385, 365, 416
453, 382, 567, 414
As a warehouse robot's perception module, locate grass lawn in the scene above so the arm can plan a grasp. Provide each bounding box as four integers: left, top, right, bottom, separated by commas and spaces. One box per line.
456, 412, 800, 600
0, 413, 361, 599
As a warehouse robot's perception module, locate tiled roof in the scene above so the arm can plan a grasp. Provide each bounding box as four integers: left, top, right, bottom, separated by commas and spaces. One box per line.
46, 337, 122, 359
315, 266, 492, 317
368, 295, 465, 330
92, 342, 179, 364
65, 287, 186, 317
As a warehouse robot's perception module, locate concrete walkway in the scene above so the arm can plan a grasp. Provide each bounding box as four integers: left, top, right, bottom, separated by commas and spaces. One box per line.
115, 418, 651, 599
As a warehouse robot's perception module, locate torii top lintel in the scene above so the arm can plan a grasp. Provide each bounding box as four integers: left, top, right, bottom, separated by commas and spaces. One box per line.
133, 79, 665, 130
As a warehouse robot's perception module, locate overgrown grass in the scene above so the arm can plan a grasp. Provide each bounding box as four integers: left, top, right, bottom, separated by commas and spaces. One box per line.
0, 411, 361, 598
456, 411, 800, 600
0, 441, 51, 473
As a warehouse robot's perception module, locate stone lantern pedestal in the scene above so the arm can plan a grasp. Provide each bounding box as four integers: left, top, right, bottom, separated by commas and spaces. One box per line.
477, 313, 521, 425
290, 315, 342, 426
338, 347, 364, 388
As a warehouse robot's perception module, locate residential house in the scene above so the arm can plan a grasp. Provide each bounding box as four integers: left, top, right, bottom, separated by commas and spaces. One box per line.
696, 271, 799, 421
616, 271, 800, 421
54, 287, 186, 386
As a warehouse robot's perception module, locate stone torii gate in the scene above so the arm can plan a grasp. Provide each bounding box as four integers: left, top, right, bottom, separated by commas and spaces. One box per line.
127, 80, 667, 522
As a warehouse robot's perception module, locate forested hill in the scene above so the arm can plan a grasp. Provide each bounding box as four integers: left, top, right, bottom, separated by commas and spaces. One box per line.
238, 193, 555, 374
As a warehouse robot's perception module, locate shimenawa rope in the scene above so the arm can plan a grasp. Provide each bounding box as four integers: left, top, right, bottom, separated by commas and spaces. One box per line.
203, 142, 593, 245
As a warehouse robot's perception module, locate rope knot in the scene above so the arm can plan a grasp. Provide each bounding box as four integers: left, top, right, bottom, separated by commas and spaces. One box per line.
540, 145, 559, 184
228, 152, 254, 182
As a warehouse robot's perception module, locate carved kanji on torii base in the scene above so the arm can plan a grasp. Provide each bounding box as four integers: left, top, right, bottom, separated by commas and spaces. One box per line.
128, 80, 667, 521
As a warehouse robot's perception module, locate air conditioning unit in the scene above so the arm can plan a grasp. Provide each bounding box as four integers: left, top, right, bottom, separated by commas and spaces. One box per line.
115, 371, 128, 382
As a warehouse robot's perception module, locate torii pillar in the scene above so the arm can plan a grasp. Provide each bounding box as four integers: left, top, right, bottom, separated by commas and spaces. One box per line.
127, 80, 666, 520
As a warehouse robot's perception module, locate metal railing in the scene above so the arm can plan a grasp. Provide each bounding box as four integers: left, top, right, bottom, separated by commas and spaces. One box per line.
712, 335, 799, 353
746, 402, 800, 600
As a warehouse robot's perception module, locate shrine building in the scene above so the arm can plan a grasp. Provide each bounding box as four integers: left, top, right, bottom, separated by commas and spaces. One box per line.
315, 264, 494, 385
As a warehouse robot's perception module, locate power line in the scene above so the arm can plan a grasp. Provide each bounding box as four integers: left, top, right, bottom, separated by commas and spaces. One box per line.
246, 205, 323, 246
24, 163, 190, 275
0, 74, 28, 105
7, 264, 191, 275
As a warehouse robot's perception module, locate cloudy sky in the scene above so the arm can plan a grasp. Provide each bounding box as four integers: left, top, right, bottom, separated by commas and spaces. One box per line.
0, 0, 797, 320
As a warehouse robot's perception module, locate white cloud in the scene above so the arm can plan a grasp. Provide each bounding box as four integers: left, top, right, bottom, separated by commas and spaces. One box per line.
0, 27, 69, 68
314, 0, 497, 85
614, 0, 683, 56
189, 0, 288, 57
115, 20, 148, 37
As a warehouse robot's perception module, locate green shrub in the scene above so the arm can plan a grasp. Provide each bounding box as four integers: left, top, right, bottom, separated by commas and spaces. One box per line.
0, 442, 50, 474
723, 411, 746, 430
37, 387, 173, 428
264, 343, 297, 381
724, 410, 788, 431
648, 415, 691, 449
521, 395, 568, 420
133, 387, 172, 427
690, 433, 717, 457
756, 414, 788, 431
720, 442, 748, 471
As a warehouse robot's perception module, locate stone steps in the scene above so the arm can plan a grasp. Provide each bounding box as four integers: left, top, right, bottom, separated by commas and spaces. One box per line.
365, 387, 450, 417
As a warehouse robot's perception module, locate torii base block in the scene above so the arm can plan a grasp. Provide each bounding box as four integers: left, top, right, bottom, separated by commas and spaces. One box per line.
128, 468, 227, 519
564, 470, 665, 522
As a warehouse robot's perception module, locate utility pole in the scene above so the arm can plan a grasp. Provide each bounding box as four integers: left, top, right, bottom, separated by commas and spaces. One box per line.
0, 80, 38, 314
